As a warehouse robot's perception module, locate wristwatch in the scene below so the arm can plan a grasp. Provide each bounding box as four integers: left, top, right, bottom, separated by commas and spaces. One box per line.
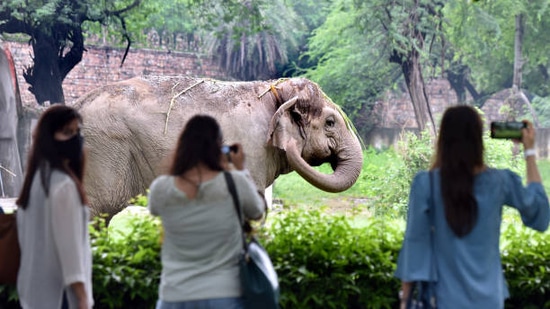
524, 148, 537, 158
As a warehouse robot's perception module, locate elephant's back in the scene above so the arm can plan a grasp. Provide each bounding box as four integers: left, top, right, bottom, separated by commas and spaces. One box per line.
74, 75, 276, 143
73, 75, 272, 112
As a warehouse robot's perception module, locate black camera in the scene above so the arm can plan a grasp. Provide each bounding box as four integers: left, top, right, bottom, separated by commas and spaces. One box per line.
221, 144, 238, 154
490, 121, 526, 139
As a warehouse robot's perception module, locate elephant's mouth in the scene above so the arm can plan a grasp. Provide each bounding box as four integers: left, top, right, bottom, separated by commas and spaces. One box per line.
306, 153, 339, 171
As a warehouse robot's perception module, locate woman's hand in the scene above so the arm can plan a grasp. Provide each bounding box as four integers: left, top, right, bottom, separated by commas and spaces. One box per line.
520, 120, 543, 183
521, 120, 536, 150
399, 281, 412, 309
226, 143, 246, 170
70, 282, 89, 309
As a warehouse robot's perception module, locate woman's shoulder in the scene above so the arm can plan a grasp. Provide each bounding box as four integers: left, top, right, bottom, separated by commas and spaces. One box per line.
226, 169, 255, 185
412, 170, 431, 183
479, 167, 518, 180
150, 174, 175, 189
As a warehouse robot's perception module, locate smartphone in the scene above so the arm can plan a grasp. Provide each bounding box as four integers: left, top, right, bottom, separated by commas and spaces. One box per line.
490, 121, 526, 139
221, 144, 238, 154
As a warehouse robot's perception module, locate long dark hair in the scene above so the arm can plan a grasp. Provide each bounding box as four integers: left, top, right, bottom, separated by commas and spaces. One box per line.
432, 105, 484, 237
16, 105, 88, 209
170, 115, 224, 175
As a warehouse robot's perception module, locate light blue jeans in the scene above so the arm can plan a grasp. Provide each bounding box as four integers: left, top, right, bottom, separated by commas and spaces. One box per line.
155, 297, 244, 309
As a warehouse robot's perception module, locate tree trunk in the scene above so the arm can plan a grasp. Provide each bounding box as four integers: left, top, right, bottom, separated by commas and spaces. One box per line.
24, 34, 65, 105
386, 0, 437, 136
392, 49, 436, 135
447, 63, 468, 104
507, 14, 539, 126
23, 29, 84, 105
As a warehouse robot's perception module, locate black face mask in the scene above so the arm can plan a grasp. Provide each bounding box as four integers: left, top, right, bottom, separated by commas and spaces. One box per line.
55, 133, 84, 163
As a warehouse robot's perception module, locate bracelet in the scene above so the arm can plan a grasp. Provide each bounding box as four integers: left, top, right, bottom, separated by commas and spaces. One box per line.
524, 148, 537, 158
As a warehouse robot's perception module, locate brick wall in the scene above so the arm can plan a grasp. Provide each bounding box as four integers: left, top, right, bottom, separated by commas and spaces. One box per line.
4, 41, 521, 131
369, 78, 523, 130
365, 80, 548, 155
4, 41, 227, 106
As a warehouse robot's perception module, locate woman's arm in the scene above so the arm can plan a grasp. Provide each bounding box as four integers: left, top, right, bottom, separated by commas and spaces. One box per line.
399, 281, 413, 309
521, 121, 542, 183
70, 282, 89, 309
234, 170, 266, 220
226, 143, 266, 219
50, 177, 90, 308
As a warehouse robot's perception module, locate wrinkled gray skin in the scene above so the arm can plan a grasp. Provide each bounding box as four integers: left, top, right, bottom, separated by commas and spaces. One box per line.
73, 76, 363, 217
0, 47, 23, 197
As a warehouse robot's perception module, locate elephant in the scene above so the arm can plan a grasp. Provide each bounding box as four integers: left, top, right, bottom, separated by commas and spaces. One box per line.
72, 76, 363, 217
0, 46, 23, 198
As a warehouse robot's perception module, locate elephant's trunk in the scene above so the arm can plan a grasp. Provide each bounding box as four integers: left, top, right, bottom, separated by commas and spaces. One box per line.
286, 135, 363, 193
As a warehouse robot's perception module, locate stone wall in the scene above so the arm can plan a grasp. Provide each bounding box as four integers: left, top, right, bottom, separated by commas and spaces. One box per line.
4, 41, 227, 106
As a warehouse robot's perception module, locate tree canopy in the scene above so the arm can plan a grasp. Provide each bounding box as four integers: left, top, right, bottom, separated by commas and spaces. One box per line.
0, 0, 143, 104
302, 0, 550, 130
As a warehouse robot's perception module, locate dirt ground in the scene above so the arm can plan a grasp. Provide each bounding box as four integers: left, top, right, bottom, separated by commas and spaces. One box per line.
272, 196, 372, 217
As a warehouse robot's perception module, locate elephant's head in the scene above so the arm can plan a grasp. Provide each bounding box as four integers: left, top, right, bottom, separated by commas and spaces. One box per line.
267, 78, 363, 192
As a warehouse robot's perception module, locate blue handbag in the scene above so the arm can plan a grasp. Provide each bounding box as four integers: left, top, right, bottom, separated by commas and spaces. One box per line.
406, 171, 437, 309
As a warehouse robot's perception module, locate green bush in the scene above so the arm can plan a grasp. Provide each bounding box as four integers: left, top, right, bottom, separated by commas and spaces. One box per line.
358, 148, 408, 217
90, 214, 162, 309
265, 208, 402, 309
2, 210, 550, 308
501, 221, 550, 309
367, 129, 525, 218
0, 213, 163, 309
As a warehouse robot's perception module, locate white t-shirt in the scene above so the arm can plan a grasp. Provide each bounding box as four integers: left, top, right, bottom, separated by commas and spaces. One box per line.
148, 170, 264, 302
17, 170, 93, 309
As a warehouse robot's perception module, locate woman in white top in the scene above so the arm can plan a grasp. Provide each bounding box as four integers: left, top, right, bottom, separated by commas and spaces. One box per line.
16, 105, 93, 309
148, 114, 265, 309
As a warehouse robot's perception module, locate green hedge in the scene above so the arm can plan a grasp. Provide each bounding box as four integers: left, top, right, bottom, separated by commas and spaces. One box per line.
265, 208, 402, 308
1, 210, 550, 308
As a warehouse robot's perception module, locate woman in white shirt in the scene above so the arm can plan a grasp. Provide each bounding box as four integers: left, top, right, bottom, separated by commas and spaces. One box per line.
16, 105, 93, 309
148, 114, 265, 309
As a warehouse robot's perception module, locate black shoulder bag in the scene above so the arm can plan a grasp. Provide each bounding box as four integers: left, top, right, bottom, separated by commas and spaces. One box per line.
223, 172, 280, 309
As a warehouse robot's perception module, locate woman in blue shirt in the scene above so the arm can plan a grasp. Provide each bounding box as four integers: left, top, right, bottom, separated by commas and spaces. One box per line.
395, 105, 550, 308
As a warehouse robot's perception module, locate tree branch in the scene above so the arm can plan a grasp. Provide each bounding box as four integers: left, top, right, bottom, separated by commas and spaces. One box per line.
0, 19, 32, 36
59, 28, 85, 80
105, 0, 142, 16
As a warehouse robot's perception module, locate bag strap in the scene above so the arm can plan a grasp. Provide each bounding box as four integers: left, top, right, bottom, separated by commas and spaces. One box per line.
223, 171, 248, 252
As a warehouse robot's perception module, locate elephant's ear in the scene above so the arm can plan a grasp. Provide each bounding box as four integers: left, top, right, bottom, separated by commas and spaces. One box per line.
267, 97, 304, 150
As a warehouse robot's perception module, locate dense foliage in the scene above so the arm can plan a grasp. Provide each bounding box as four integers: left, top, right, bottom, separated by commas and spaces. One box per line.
89, 214, 161, 309
2, 207, 550, 308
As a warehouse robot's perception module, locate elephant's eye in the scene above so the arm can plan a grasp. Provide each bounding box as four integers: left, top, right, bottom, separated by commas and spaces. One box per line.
325, 117, 335, 128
